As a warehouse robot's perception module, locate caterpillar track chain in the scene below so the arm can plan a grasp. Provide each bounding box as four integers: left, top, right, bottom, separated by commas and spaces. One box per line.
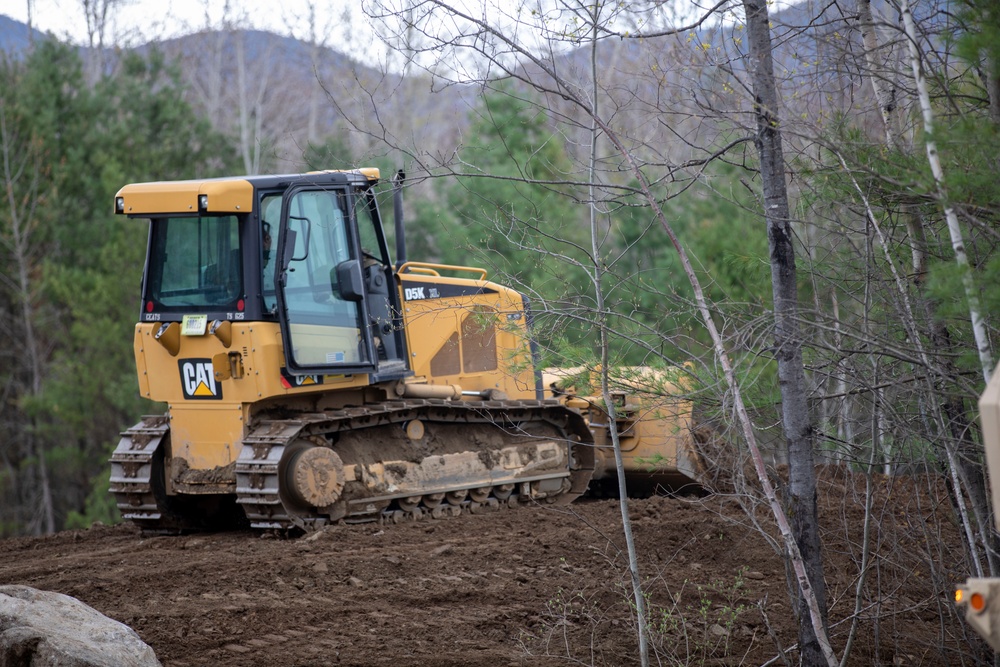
108, 415, 171, 527
235, 398, 595, 531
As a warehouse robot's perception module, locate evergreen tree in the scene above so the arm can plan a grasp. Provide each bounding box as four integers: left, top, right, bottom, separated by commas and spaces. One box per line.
415, 88, 595, 362
0, 41, 237, 534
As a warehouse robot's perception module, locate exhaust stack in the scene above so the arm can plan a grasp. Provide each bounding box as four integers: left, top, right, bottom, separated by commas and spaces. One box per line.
393, 169, 406, 269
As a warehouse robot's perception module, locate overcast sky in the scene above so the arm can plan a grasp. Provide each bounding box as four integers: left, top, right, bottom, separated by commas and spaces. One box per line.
4, 0, 370, 47
3, 0, 731, 79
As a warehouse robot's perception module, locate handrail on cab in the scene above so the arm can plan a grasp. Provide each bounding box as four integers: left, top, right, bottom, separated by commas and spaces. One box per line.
397, 261, 488, 281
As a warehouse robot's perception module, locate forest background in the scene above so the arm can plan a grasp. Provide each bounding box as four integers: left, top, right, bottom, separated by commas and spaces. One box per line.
1, 0, 1000, 661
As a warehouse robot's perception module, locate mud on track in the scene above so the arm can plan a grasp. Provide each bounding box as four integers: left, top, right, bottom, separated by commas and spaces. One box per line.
0, 476, 976, 666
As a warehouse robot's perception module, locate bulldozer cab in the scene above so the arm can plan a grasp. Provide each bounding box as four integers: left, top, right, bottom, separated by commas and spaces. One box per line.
131, 170, 409, 383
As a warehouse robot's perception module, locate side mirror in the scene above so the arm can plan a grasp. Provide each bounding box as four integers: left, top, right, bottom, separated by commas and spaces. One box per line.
336, 260, 365, 302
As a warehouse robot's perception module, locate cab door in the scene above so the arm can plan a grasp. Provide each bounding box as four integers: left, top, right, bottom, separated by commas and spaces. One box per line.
275, 186, 376, 376
352, 189, 409, 379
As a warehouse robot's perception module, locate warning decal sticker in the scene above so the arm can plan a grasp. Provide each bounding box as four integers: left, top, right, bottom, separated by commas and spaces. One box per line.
280, 367, 324, 389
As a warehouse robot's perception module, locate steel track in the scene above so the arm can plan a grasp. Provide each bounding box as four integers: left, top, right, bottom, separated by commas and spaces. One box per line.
110, 400, 595, 532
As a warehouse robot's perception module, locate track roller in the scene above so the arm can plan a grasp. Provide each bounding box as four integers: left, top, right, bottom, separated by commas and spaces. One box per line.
446, 489, 468, 505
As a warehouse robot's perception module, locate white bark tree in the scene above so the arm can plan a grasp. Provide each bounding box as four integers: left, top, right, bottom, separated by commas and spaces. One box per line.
901, 0, 992, 385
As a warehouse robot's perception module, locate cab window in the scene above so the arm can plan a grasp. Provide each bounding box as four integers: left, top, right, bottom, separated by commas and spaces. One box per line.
355, 193, 388, 264
260, 195, 281, 313
146, 215, 242, 309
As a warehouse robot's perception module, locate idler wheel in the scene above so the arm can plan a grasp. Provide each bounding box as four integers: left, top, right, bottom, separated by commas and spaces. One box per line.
284, 445, 345, 508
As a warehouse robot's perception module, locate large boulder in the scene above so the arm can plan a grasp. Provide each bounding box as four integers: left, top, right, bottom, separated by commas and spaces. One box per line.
0, 585, 160, 667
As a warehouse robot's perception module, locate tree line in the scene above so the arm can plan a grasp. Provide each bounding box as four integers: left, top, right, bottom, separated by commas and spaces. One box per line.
0, 41, 237, 534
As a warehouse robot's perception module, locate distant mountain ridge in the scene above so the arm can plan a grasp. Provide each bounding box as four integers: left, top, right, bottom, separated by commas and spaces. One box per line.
0, 14, 49, 53
0, 13, 466, 172
0, 3, 958, 175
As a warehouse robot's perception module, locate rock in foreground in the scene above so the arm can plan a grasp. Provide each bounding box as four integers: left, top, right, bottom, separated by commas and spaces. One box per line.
0, 585, 160, 667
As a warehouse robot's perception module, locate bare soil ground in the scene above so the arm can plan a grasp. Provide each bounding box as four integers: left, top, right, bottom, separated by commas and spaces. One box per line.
0, 470, 982, 666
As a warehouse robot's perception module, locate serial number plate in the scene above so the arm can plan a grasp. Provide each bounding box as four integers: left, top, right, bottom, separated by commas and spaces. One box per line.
181, 314, 208, 336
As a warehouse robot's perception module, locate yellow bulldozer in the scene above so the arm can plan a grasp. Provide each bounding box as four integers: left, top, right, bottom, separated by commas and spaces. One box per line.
108, 168, 706, 531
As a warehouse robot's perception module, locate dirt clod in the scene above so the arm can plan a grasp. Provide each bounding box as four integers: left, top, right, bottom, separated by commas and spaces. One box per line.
430, 543, 454, 557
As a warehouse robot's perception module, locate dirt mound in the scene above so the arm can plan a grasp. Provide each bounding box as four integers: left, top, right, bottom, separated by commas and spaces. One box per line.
0, 478, 979, 666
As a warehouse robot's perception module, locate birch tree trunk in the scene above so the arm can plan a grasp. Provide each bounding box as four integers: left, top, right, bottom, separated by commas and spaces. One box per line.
901, 0, 993, 385
900, 0, 997, 575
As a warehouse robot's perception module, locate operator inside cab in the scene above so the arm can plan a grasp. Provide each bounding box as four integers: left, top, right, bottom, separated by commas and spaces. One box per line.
260, 195, 279, 314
